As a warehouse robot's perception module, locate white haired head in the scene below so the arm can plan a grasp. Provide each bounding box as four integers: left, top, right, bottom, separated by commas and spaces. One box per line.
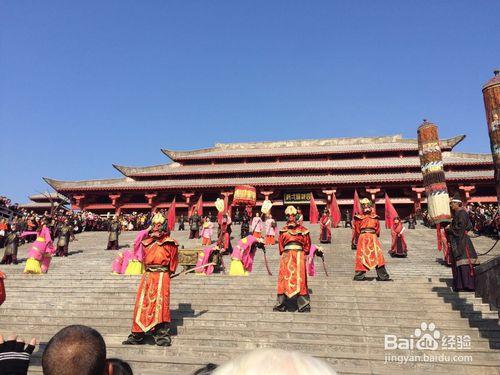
213, 348, 336, 375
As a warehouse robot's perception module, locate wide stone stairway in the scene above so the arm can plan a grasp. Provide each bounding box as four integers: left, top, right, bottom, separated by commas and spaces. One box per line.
1, 223, 499, 374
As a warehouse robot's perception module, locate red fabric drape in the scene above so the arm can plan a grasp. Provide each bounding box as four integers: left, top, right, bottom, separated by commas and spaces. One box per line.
309, 193, 319, 224
330, 192, 341, 228
384, 193, 398, 229
352, 190, 362, 218
167, 198, 176, 231
196, 195, 203, 216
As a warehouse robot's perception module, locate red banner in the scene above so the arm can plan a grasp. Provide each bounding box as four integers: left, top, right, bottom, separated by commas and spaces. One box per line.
196, 195, 203, 217
352, 190, 362, 218
167, 197, 176, 231
309, 193, 319, 224
384, 193, 398, 229
330, 192, 341, 228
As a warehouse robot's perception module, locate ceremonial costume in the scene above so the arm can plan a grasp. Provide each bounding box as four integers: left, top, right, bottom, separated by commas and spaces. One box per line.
306, 245, 324, 277
229, 235, 263, 276
353, 199, 390, 281
447, 201, 479, 291
389, 218, 408, 257
200, 220, 213, 246
1, 227, 19, 265
217, 214, 232, 253
438, 226, 452, 266
23, 224, 54, 274
106, 218, 120, 250
264, 217, 277, 245
240, 213, 250, 239
274, 206, 311, 312
319, 212, 331, 244
123, 215, 178, 346
250, 215, 263, 238
55, 221, 74, 257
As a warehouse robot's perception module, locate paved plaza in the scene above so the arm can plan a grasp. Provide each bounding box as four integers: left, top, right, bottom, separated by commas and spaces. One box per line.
0, 222, 499, 374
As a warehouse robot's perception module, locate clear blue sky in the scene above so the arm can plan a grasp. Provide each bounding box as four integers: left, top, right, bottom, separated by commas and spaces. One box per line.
1, 1, 499, 203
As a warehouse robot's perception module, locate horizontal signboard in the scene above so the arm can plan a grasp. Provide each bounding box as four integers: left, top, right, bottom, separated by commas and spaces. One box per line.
283, 192, 311, 205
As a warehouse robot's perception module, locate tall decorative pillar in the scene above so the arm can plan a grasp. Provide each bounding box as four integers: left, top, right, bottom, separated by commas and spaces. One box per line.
260, 190, 274, 201
182, 192, 195, 214
109, 194, 122, 215
482, 69, 500, 205
72, 194, 86, 210
145, 193, 158, 212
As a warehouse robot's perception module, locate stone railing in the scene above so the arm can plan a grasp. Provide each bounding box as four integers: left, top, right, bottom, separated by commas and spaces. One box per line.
475, 254, 500, 317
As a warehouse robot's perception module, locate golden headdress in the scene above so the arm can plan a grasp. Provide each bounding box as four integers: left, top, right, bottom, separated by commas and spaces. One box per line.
285, 205, 297, 216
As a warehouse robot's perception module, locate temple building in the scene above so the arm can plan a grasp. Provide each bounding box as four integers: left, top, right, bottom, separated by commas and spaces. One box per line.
19, 193, 69, 214
44, 134, 495, 219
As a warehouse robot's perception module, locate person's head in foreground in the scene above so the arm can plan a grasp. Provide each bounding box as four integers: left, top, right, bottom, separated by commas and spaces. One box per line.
212, 348, 337, 375
42, 325, 108, 375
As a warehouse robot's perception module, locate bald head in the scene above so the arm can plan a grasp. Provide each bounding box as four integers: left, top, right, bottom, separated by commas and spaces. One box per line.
42, 325, 107, 375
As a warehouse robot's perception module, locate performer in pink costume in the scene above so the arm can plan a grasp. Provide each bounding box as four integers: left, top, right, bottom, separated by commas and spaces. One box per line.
110, 229, 149, 275
251, 213, 264, 238
200, 218, 213, 246
22, 218, 55, 274
306, 245, 325, 277
112, 253, 124, 274
229, 235, 264, 276
264, 214, 277, 245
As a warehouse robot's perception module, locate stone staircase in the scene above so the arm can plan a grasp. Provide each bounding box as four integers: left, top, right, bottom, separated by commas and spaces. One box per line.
0, 224, 499, 374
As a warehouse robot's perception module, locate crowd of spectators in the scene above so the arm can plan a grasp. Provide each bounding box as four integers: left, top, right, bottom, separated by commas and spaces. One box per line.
421, 203, 499, 238
0, 325, 337, 375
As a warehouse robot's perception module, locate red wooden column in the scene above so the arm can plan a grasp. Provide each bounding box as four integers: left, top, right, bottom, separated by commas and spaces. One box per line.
145, 193, 158, 212
109, 194, 122, 215
322, 189, 335, 203
411, 187, 425, 213
459, 185, 476, 204
72, 194, 86, 210
365, 188, 380, 203
182, 192, 195, 214
260, 190, 274, 201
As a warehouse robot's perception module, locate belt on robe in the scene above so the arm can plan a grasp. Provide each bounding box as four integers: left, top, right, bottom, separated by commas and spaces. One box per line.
284, 243, 303, 251
360, 228, 376, 234
146, 265, 170, 273
36, 237, 46, 242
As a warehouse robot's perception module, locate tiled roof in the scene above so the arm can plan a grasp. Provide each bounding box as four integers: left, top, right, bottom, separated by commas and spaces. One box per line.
44, 169, 494, 192
114, 152, 493, 177
161, 134, 465, 161
28, 192, 69, 203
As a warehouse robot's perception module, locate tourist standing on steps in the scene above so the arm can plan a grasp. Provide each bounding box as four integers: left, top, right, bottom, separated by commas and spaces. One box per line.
188, 212, 201, 239
123, 214, 178, 346
274, 206, 312, 313
106, 216, 120, 250
388, 217, 408, 257
319, 209, 332, 244
353, 199, 390, 281
1, 223, 19, 264
55, 218, 75, 257
446, 195, 479, 292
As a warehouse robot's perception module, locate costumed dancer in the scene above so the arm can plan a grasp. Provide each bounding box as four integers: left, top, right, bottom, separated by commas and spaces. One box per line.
23, 218, 55, 274
251, 213, 263, 238
274, 206, 311, 312
217, 213, 232, 253
388, 217, 408, 257
1, 224, 19, 265
353, 199, 390, 281
200, 218, 213, 246
319, 209, 332, 244
264, 214, 277, 245
195, 245, 224, 275
55, 218, 75, 257
306, 244, 325, 277
438, 225, 451, 266
111, 252, 124, 274
446, 196, 479, 292
124, 228, 150, 275
122, 213, 179, 346
228, 235, 265, 276
106, 216, 120, 250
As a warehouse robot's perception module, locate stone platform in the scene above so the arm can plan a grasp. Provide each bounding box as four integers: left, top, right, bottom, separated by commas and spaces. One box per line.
0, 223, 499, 374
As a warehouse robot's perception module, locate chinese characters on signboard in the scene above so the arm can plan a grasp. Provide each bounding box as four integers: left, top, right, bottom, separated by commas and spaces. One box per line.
283, 192, 311, 204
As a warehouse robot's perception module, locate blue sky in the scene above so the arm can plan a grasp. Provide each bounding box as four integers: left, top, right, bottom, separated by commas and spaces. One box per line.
1, 1, 499, 203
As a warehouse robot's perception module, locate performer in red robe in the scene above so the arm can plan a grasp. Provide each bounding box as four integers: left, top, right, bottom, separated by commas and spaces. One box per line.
389, 217, 408, 257
274, 206, 312, 312
123, 213, 179, 346
353, 199, 390, 281
319, 210, 331, 244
